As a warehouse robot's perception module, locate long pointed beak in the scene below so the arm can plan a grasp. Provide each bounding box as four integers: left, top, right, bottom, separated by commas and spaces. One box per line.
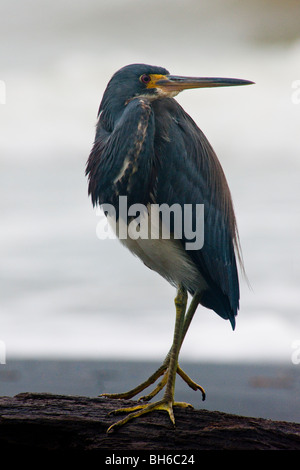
156, 75, 254, 92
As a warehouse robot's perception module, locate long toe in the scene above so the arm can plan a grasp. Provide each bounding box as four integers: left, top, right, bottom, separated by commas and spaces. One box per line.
107, 399, 176, 433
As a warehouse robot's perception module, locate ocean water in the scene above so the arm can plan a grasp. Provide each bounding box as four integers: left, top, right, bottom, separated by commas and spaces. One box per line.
1, 0, 300, 367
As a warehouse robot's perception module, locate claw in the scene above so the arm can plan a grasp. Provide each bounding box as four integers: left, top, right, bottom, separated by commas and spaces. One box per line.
177, 365, 206, 401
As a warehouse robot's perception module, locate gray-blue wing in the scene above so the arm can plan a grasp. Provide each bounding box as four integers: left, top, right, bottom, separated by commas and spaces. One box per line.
154, 104, 240, 328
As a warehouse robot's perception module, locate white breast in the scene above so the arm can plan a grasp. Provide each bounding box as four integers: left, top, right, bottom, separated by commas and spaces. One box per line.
108, 205, 207, 294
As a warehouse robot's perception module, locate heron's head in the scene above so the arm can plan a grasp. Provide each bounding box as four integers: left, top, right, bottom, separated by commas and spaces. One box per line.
99, 63, 254, 127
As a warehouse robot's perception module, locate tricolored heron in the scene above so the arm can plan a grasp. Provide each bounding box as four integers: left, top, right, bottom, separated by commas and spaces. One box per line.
86, 63, 253, 432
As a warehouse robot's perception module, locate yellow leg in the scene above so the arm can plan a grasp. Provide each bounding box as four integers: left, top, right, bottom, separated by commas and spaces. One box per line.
101, 288, 206, 432
136, 290, 205, 401
106, 286, 198, 433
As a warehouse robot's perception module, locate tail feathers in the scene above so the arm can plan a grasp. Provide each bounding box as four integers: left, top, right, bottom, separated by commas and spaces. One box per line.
200, 289, 237, 330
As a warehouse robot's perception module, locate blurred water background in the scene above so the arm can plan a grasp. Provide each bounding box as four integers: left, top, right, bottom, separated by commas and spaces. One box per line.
1, 0, 300, 422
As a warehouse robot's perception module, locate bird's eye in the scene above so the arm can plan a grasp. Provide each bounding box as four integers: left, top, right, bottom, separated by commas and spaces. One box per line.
140, 74, 151, 84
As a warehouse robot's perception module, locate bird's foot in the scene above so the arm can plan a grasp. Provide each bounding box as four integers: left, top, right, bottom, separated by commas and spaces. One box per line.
106, 398, 193, 433
100, 363, 205, 402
